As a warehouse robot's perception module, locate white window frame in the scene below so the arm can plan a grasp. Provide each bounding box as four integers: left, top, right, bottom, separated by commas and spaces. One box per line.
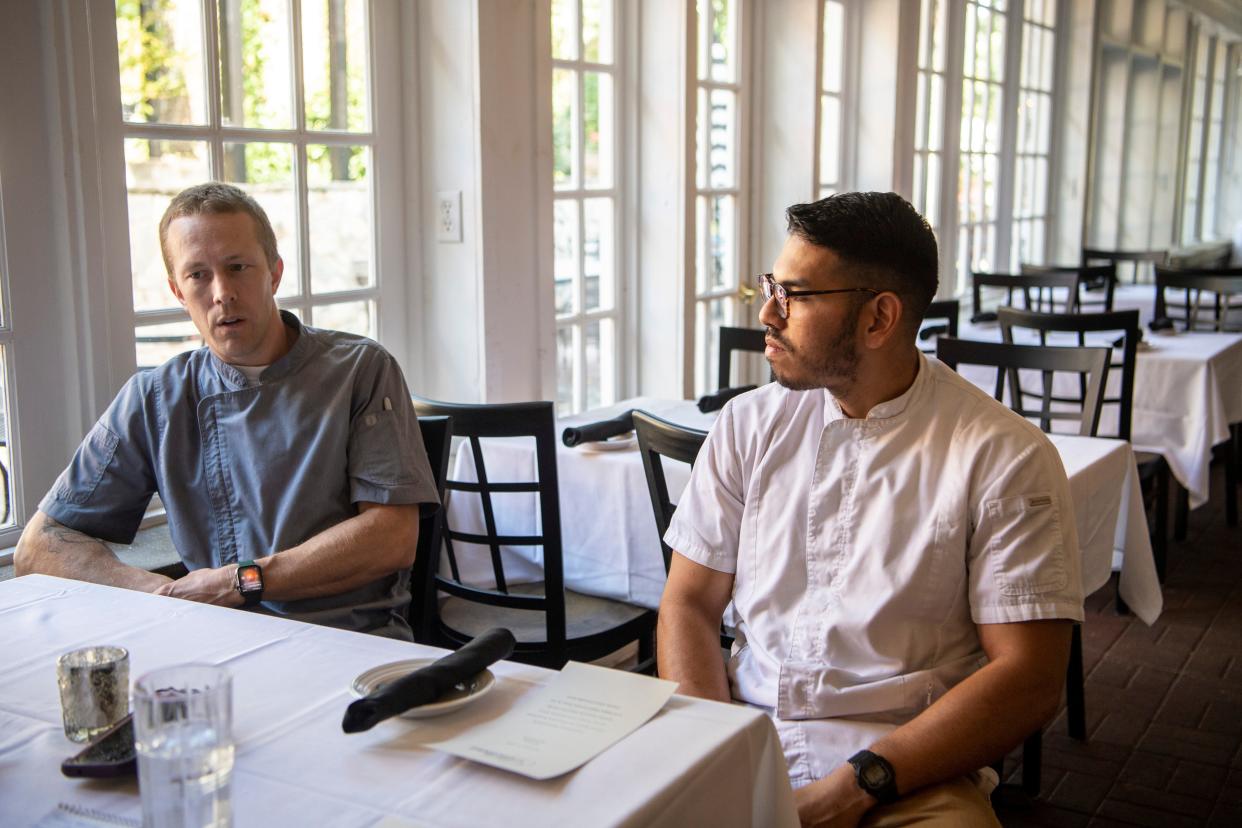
814, 0, 853, 198
552, 0, 624, 416
688, 0, 752, 398
0, 171, 19, 546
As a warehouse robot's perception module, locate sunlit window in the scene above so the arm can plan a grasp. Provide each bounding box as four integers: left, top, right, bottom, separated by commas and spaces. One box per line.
115, 0, 377, 369
552, 0, 618, 416
913, 0, 948, 251
0, 173, 13, 531
817, 1, 846, 198
1009, 0, 1055, 270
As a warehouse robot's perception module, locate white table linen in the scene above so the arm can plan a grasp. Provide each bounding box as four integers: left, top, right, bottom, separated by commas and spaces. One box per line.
446, 397, 1160, 624
0, 575, 797, 828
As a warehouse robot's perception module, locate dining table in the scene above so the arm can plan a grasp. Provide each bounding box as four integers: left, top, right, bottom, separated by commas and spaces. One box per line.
445, 395, 1162, 625
0, 574, 798, 827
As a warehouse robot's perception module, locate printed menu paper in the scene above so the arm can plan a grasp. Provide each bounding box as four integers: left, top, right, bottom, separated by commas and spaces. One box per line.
425, 661, 677, 780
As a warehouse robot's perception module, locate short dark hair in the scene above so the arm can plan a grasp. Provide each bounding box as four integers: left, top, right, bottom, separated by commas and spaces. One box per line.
159, 182, 280, 275
785, 192, 939, 328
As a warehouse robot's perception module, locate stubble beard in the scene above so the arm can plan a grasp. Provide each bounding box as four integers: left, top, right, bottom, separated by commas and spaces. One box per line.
767, 304, 863, 394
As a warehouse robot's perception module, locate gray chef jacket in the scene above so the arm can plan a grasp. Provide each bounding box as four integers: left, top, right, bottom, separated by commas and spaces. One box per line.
39, 311, 439, 639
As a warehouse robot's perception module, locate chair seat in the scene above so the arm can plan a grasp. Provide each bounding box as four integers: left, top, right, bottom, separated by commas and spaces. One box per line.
440, 582, 652, 644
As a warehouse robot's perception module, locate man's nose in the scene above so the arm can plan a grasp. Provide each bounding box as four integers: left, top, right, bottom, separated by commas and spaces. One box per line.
211, 274, 237, 304
758, 294, 784, 328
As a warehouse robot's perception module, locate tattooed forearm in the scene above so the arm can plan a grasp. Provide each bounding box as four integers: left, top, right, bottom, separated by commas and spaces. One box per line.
38, 516, 112, 553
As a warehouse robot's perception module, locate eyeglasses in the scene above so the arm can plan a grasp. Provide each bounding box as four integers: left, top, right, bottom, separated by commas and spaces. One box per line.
756, 273, 878, 320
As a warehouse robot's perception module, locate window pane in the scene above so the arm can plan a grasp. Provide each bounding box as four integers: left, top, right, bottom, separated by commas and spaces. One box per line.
551, 0, 577, 61
116, 0, 208, 125
0, 347, 13, 529
583, 71, 613, 189
554, 199, 579, 316
307, 144, 373, 293
707, 194, 736, 292
708, 0, 737, 83
556, 325, 577, 416
583, 318, 615, 411
819, 95, 840, 186
707, 88, 737, 189
311, 299, 374, 339
694, 298, 733, 397
221, 142, 300, 299
217, 0, 294, 129
822, 1, 844, 93
302, 0, 371, 132
552, 69, 578, 191
582, 0, 612, 64
583, 198, 614, 312
135, 319, 203, 370
125, 138, 211, 312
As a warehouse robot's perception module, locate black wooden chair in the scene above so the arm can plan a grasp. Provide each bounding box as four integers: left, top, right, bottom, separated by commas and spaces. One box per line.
717, 326, 766, 390
631, 410, 734, 654
1153, 265, 1242, 333
1021, 263, 1119, 313
410, 397, 656, 670
997, 308, 1172, 583
937, 336, 1111, 797
1082, 248, 1167, 285
972, 271, 1081, 319
409, 415, 453, 642
918, 299, 960, 353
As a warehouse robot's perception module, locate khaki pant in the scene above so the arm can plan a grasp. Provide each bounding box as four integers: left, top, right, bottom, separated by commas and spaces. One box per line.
860, 776, 1002, 828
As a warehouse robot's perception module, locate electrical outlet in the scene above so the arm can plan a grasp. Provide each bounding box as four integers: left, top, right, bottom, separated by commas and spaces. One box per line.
436, 190, 462, 243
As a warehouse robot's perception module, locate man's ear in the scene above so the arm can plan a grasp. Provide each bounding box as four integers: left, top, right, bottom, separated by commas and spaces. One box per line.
862, 292, 905, 349
167, 276, 187, 308
269, 256, 284, 295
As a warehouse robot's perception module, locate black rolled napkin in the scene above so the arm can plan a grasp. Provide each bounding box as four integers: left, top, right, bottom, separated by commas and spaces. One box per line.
918, 323, 949, 341
561, 410, 634, 448
342, 627, 516, 733
697, 385, 757, 413
1148, 317, 1175, 333
970, 311, 999, 324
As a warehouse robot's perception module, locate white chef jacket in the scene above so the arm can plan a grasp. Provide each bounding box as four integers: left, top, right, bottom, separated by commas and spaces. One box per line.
664, 353, 1084, 786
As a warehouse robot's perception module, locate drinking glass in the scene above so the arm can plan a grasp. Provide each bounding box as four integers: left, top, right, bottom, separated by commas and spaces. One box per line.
56, 645, 129, 742
133, 664, 235, 828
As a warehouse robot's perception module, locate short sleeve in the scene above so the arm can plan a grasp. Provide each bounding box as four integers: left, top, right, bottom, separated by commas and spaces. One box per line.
39, 374, 158, 544
662, 400, 747, 574
346, 351, 440, 508
968, 436, 1085, 624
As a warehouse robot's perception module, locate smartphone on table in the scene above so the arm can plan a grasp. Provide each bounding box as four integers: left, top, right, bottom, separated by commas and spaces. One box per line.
61, 714, 136, 778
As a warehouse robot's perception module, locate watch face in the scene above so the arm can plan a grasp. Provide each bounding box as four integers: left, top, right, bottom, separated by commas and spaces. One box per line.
861, 762, 892, 788
237, 565, 262, 592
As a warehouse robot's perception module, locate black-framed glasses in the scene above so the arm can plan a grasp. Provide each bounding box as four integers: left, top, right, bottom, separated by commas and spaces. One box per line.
756, 273, 878, 320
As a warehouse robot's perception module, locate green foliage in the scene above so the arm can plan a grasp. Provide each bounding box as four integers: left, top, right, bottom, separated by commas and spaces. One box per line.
116, 0, 190, 127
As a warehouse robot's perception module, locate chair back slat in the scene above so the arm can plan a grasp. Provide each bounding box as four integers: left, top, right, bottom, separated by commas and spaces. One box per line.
467, 434, 509, 594
972, 271, 1081, 316
632, 411, 709, 574
935, 337, 1111, 437
717, 326, 767, 390
919, 299, 960, 353
998, 307, 1139, 441
1082, 248, 1167, 284
409, 415, 453, 642
1021, 263, 1118, 312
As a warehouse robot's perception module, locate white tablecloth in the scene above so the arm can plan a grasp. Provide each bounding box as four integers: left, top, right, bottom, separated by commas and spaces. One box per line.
0, 575, 797, 828
953, 316, 1242, 507
446, 397, 1161, 624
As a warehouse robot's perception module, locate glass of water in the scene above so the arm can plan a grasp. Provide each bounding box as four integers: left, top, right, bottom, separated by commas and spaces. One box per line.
133, 664, 235, 828
57, 645, 129, 742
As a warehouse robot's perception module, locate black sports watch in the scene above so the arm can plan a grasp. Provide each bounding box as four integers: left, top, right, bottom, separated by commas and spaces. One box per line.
847, 750, 899, 804
234, 560, 264, 608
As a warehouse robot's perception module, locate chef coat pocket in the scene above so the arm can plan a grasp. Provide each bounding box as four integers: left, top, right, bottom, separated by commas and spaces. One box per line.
348, 408, 415, 485
55, 423, 120, 505
985, 491, 1068, 596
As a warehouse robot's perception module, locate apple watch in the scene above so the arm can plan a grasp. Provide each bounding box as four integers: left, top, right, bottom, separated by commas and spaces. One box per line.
234, 560, 264, 607
847, 750, 899, 805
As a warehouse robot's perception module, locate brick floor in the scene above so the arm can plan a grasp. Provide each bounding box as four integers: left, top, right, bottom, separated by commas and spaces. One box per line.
995, 460, 1242, 826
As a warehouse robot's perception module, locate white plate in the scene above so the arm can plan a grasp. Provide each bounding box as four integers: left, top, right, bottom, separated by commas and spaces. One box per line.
576, 434, 637, 452
350, 659, 496, 718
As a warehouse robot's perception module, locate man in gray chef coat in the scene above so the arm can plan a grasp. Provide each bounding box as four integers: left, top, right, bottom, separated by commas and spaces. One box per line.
15, 183, 438, 640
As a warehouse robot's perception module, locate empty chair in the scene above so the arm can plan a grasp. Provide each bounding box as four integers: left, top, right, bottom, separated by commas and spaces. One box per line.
409, 415, 453, 643
410, 397, 656, 670
1082, 248, 1167, 285
1021, 263, 1119, 313
1153, 265, 1242, 332
918, 299, 960, 353
717, 326, 767, 390
971, 271, 1081, 320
